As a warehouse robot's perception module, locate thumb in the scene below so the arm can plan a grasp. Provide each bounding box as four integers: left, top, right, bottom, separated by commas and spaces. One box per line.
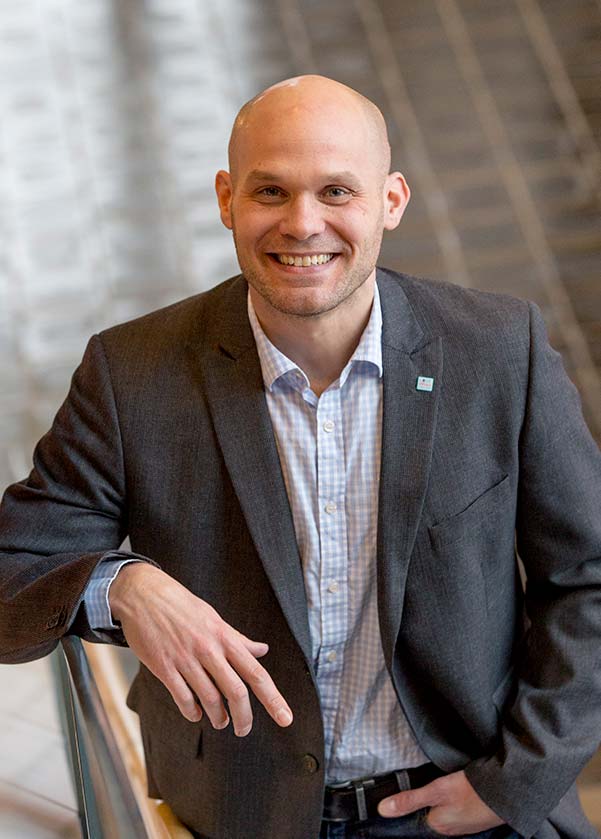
378, 781, 444, 818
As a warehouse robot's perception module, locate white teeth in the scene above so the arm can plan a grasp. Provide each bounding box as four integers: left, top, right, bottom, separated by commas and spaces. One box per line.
277, 253, 333, 265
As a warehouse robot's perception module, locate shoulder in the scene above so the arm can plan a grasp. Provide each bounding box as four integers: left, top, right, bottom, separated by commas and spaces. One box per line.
377, 266, 533, 352
96, 275, 245, 361
378, 267, 530, 331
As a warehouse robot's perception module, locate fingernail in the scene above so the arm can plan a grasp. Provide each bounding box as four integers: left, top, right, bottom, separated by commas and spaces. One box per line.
235, 724, 251, 737
215, 716, 229, 730
379, 799, 397, 817
276, 709, 293, 726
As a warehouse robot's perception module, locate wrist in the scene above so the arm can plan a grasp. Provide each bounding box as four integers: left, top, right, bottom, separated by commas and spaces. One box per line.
108, 561, 150, 623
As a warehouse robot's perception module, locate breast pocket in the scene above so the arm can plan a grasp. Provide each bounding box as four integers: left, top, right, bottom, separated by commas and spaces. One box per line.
428, 474, 512, 551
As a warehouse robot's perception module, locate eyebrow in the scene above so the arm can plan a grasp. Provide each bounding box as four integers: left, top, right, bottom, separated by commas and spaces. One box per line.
245, 170, 283, 183
244, 169, 363, 189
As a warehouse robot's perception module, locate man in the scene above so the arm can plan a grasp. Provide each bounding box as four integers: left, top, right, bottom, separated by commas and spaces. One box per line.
1, 75, 600, 839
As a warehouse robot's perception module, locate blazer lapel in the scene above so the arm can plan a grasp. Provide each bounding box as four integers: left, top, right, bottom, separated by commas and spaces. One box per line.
192, 278, 313, 664
376, 271, 443, 670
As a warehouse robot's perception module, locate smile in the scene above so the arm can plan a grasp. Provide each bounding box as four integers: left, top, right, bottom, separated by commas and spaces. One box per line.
275, 253, 334, 266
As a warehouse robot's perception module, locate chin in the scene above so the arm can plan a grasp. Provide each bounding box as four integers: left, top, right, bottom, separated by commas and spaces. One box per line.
264, 296, 332, 318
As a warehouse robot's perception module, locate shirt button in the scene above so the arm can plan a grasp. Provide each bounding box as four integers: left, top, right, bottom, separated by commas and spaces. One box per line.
325, 501, 337, 514
303, 754, 320, 774
326, 650, 337, 663
328, 581, 339, 593
323, 420, 335, 433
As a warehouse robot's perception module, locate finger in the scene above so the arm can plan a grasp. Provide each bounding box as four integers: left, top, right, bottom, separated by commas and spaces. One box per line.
227, 642, 293, 728
185, 663, 230, 730
424, 807, 452, 837
164, 669, 204, 723
205, 655, 255, 736
378, 782, 444, 818
234, 631, 269, 658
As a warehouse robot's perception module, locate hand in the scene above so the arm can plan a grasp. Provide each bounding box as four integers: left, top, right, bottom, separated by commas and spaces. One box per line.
378, 770, 504, 836
109, 563, 293, 736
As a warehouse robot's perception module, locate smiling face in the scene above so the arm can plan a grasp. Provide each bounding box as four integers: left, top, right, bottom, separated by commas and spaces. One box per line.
215, 77, 410, 323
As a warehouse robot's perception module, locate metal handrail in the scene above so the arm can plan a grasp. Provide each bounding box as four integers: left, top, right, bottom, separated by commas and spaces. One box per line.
59, 635, 150, 839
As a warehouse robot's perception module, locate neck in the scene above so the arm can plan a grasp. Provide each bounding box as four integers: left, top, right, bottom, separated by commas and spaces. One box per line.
251, 275, 376, 396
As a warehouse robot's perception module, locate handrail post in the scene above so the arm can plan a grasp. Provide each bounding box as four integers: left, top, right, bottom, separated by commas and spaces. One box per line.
59, 636, 150, 839
54, 645, 97, 838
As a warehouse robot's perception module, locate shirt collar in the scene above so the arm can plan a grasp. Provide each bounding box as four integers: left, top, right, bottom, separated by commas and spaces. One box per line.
247, 281, 383, 393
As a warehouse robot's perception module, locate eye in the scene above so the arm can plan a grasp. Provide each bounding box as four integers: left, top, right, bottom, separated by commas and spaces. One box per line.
322, 186, 352, 202
256, 186, 285, 200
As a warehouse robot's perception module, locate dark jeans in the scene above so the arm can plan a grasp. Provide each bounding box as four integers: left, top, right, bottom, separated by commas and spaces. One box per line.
188, 814, 519, 838
319, 811, 520, 839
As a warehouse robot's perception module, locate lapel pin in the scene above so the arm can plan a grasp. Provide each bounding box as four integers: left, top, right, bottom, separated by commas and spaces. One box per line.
416, 376, 434, 392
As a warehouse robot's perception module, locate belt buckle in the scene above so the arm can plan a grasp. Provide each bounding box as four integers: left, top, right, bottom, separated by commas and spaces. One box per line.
352, 777, 375, 821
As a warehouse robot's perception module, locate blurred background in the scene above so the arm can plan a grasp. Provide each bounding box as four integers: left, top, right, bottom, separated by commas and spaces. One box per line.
0, 0, 600, 836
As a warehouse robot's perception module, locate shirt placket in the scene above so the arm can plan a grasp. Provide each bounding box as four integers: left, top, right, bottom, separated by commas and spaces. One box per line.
314, 385, 348, 758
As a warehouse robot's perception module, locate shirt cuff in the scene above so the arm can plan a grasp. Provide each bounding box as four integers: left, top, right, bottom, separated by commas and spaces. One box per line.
85, 552, 147, 630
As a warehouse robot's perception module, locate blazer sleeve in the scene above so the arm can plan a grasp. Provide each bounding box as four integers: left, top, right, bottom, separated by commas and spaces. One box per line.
0, 334, 140, 662
464, 302, 601, 837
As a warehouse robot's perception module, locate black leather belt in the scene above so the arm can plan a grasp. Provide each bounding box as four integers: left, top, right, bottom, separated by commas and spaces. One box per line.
323, 763, 445, 823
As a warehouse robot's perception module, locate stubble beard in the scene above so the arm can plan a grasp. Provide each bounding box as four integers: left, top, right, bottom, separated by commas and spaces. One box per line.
240, 263, 373, 319
233, 236, 383, 320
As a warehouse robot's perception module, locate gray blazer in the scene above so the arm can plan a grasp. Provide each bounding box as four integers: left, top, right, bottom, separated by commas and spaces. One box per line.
1, 269, 600, 839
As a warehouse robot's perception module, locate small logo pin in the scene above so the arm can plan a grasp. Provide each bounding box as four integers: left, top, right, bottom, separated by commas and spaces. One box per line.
416, 376, 434, 392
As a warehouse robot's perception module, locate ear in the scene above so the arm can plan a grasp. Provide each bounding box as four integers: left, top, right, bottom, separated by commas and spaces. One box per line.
215, 170, 234, 230
382, 172, 410, 231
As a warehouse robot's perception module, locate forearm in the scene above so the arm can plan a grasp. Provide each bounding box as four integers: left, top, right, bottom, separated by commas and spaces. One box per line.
0, 334, 129, 660
0, 546, 108, 661
463, 570, 601, 837
467, 304, 601, 834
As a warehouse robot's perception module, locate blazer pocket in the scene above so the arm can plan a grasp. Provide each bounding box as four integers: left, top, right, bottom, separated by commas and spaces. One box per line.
492, 663, 516, 714
131, 667, 203, 755
428, 474, 511, 550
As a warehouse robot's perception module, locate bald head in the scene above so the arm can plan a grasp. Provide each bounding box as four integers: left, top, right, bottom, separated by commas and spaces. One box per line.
228, 75, 391, 185
215, 73, 410, 326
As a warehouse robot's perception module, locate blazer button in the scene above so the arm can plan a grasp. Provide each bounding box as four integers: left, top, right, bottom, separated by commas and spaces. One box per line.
303, 754, 319, 774
45, 613, 61, 630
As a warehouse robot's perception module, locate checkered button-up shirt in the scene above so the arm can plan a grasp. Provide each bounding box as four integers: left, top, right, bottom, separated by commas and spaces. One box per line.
248, 282, 426, 782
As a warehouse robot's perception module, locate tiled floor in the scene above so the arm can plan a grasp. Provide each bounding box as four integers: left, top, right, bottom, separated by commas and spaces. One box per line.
0, 658, 81, 838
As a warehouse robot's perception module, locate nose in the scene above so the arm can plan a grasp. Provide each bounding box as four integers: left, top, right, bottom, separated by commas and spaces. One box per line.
278, 194, 326, 240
